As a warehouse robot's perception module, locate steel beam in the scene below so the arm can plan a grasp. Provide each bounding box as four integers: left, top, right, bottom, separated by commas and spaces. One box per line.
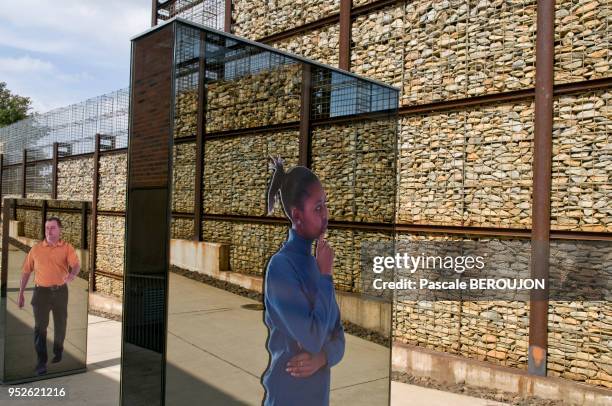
528, 0, 555, 377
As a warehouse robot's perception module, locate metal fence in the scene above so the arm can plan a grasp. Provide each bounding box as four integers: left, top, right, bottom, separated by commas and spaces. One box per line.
0, 88, 129, 196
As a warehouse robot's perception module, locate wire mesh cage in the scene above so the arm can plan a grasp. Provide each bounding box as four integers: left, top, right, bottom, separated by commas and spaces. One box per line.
157, 0, 225, 30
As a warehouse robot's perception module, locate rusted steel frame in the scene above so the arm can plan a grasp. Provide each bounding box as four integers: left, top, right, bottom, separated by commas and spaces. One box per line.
51, 143, 59, 199
40, 199, 48, 240
97, 210, 125, 217
99, 147, 127, 156
553, 76, 612, 95
339, 0, 352, 71
312, 110, 396, 127
172, 212, 194, 219
1, 200, 12, 294
258, 14, 340, 44
200, 212, 612, 241
90, 134, 101, 292
299, 64, 312, 167
528, 0, 555, 378
21, 205, 88, 214
21, 150, 27, 198
151, 0, 158, 26
0, 154, 4, 205
206, 122, 301, 139
80, 201, 88, 250
224, 0, 232, 33
194, 31, 207, 241
351, 0, 402, 18
95, 269, 123, 281
257, 0, 401, 45
399, 78, 612, 116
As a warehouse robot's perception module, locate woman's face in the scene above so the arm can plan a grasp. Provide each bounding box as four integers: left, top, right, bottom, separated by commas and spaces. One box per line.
293, 182, 328, 240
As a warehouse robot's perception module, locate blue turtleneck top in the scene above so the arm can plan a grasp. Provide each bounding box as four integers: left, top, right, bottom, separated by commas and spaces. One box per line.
262, 227, 345, 406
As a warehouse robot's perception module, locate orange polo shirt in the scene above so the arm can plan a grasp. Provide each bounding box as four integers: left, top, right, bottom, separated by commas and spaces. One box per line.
22, 239, 80, 287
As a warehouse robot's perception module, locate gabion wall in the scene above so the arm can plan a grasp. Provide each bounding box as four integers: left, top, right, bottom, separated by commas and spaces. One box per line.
98, 154, 127, 211
95, 215, 125, 298
57, 158, 94, 201
206, 64, 302, 132
14, 202, 89, 250
233, 0, 340, 39
272, 24, 340, 66
397, 100, 534, 228
551, 90, 611, 232
203, 131, 300, 216
393, 233, 532, 370
312, 119, 396, 223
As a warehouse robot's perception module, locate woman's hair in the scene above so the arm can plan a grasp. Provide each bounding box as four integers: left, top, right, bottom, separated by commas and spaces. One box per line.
267, 156, 321, 220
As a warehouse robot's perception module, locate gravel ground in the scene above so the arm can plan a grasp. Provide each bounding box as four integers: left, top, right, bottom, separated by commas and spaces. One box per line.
392, 371, 567, 406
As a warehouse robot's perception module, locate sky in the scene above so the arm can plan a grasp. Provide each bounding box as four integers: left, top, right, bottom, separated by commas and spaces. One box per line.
0, 0, 151, 113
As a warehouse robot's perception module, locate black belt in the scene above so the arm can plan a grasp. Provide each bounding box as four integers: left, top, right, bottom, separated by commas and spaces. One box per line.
35, 284, 66, 291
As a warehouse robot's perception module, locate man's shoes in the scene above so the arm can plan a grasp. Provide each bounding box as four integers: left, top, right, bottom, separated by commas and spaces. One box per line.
51, 352, 62, 363
35, 362, 47, 375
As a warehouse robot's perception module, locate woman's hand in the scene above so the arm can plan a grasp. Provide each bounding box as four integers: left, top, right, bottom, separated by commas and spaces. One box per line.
315, 234, 334, 276
286, 351, 327, 378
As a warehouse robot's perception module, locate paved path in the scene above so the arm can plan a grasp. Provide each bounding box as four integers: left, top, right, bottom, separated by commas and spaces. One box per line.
0, 272, 507, 405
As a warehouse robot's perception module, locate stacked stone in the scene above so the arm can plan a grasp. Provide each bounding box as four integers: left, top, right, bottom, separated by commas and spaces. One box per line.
171, 218, 194, 240
57, 158, 94, 201
267, 131, 300, 218
548, 301, 612, 388
394, 300, 462, 353
402, 0, 536, 106
95, 216, 125, 278
206, 64, 302, 132
551, 90, 611, 232
16, 208, 42, 240
325, 228, 355, 292
174, 90, 198, 138
202, 219, 287, 276
272, 24, 340, 66
459, 301, 530, 369
554, 0, 611, 84
352, 230, 394, 294
351, 4, 404, 89
202, 219, 233, 244
172, 143, 196, 213
398, 100, 534, 228
462, 102, 534, 228
47, 211, 83, 249
26, 193, 51, 200
398, 114, 464, 225
233, 0, 340, 39
98, 154, 127, 212
393, 233, 531, 369
203, 131, 300, 216
95, 275, 123, 299
312, 120, 396, 223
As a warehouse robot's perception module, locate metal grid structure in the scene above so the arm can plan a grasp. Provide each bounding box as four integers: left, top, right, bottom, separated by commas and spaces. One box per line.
311, 66, 398, 119
0, 88, 129, 162
0, 88, 129, 198
156, 0, 225, 30
162, 20, 401, 292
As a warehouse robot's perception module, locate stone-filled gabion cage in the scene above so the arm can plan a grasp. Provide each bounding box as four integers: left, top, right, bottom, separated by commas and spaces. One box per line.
164, 20, 399, 295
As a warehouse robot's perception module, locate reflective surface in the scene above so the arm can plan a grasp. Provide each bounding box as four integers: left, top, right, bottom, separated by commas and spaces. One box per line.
1, 198, 89, 384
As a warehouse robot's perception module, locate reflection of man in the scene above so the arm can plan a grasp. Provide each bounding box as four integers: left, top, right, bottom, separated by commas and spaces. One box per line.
18, 217, 80, 376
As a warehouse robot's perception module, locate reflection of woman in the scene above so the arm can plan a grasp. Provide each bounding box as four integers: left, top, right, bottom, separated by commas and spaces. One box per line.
262, 157, 345, 406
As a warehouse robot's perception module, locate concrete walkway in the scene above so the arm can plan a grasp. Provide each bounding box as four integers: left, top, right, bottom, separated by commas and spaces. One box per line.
1, 272, 507, 405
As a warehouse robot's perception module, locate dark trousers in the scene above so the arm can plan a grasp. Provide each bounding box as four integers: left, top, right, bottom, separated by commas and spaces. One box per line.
31, 284, 68, 365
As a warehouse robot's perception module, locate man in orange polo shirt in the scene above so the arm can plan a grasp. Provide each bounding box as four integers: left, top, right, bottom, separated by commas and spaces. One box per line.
18, 216, 81, 376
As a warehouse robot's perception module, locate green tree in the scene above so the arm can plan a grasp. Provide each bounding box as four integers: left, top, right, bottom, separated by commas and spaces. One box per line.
0, 82, 32, 128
